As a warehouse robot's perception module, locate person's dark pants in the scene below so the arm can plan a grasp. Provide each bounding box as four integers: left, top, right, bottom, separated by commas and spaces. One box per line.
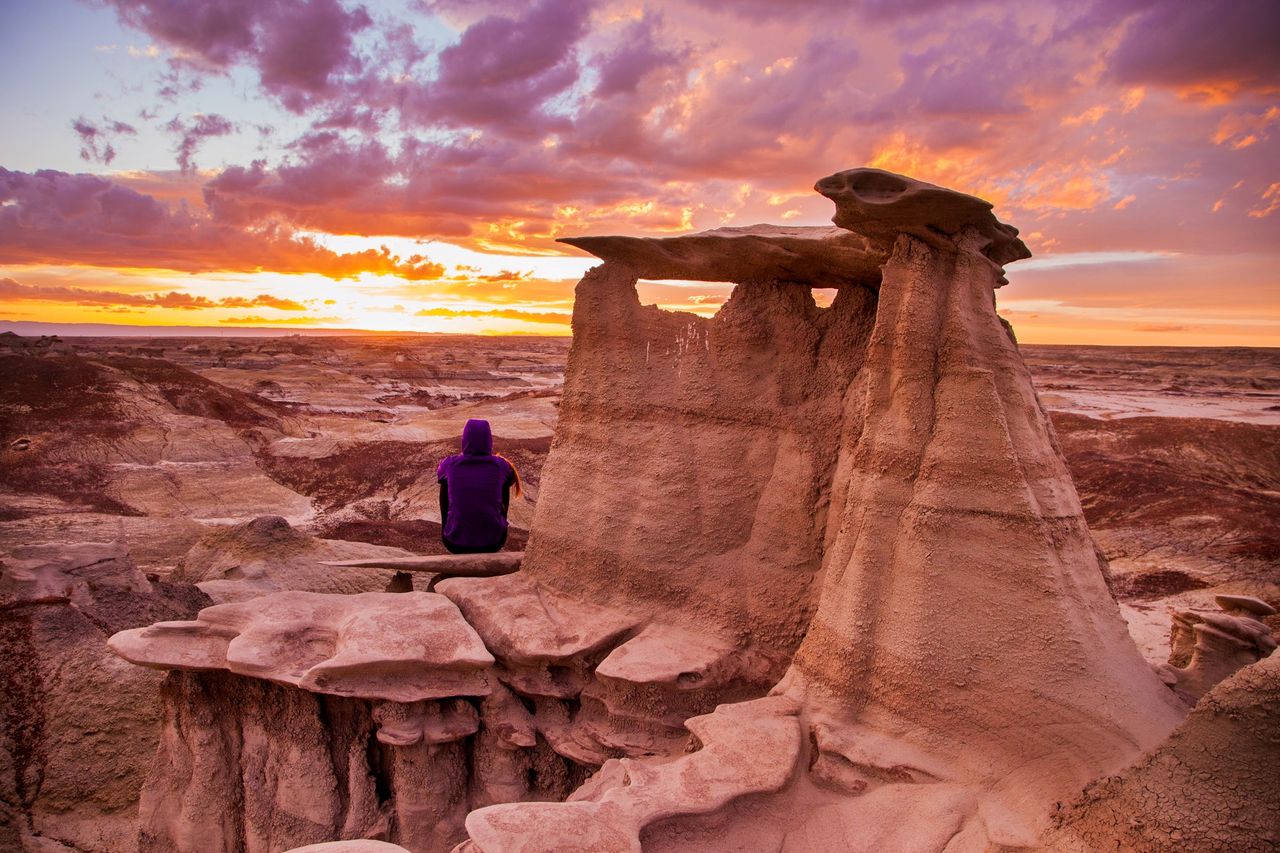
442, 529, 507, 554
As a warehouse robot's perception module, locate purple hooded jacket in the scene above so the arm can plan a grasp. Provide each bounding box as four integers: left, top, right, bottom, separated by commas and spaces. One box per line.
436, 419, 515, 551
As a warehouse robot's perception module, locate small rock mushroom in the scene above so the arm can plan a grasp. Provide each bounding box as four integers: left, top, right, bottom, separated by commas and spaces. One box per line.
1158, 595, 1277, 703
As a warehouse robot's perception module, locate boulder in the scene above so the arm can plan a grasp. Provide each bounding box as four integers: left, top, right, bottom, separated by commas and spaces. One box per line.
174, 515, 417, 602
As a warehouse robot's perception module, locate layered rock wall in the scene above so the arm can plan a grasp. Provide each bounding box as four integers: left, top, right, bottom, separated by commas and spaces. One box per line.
776, 227, 1186, 843
0, 542, 209, 851
524, 263, 877, 672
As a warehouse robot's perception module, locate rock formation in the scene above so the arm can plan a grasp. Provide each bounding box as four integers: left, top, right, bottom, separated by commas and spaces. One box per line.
110, 591, 495, 700
455, 169, 1188, 849
1158, 593, 1277, 703
108, 592, 587, 852
1, 541, 208, 851
173, 515, 418, 602
289, 844, 412, 853
321, 552, 522, 592
106, 169, 1273, 852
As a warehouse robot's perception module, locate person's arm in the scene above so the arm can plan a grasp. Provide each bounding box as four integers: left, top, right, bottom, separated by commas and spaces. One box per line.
439, 479, 449, 526
501, 470, 514, 518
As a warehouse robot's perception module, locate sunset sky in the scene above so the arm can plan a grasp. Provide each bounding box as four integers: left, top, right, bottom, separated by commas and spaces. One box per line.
1, 0, 1277, 343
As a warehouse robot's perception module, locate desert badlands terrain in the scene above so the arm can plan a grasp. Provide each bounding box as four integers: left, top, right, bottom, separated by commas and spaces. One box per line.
1, 170, 1277, 852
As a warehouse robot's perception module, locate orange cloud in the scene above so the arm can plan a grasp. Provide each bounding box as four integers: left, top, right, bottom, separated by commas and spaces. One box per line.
414, 306, 572, 325
219, 315, 343, 325
1213, 106, 1280, 149
0, 277, 306, 311
1248, 183, 1280, 219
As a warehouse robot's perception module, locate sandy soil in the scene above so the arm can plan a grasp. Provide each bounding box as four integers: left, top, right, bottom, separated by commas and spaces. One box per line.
1024, 344, 1280, 424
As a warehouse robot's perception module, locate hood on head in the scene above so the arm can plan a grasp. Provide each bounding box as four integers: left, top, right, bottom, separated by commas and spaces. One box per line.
461, 418, 493, 455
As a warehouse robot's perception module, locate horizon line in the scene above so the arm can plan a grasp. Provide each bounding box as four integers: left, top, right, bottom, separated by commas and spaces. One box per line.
3, 319, 1276, 350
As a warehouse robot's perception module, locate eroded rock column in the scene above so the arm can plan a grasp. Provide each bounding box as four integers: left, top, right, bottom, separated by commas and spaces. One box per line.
111, 590, 586, 852
779, 226, 1186, 844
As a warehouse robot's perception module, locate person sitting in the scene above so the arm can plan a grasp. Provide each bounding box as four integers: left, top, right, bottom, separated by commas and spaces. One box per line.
436, 418, 521, 554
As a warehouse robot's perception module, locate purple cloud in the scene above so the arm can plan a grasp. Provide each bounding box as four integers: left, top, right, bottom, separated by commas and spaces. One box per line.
398, 0, 592, 136
72, 117, 138, 165
0, 167, 444, 279
104, 0, 373, 110
35, 0, 1276, 314
164, 113, 235, 172
592, 12, 688, 98
1108, 0, 1280, 92
690, 0, 963, 21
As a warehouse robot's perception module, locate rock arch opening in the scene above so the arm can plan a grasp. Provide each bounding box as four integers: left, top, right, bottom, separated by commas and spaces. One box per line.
635, 280, 734, 320
811, 287, 838, 308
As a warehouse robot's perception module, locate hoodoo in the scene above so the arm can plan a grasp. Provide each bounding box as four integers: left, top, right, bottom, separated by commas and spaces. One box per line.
458, 168, 1188, 849
103, 170, 1269, 853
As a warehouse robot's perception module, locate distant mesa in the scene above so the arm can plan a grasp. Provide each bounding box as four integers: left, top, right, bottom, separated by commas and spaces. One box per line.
0, 330, 72, 355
